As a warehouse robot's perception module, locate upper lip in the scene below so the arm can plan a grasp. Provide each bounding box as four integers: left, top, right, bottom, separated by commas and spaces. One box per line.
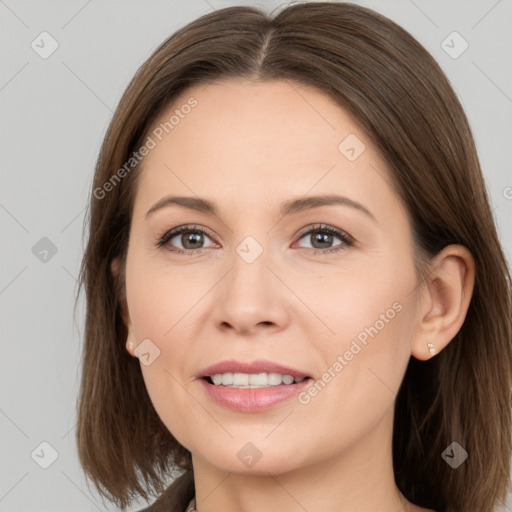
197, 359, 311, 379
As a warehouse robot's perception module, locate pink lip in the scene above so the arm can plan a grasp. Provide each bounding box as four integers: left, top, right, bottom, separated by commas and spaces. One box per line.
198, 377, 313, 412
197, 359, 311, 379
196, 359, 313, 412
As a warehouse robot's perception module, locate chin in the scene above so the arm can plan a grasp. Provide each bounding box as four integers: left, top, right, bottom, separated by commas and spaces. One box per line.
196, 442, 305, 476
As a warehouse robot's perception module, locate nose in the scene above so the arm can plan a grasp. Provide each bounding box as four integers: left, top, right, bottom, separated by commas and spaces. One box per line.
212, 247, 289, 336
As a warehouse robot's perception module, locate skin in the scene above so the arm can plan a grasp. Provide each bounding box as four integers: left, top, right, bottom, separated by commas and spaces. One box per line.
111, 79, 474, 512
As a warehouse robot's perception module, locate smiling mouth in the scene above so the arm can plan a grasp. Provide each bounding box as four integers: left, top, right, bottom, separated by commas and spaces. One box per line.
202, 374, 313, 389
199, 372, 314, 411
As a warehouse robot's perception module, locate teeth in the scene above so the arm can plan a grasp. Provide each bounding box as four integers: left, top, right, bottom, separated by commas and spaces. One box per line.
209, 372, 306, 388
233, 373, 249, 386
282, 374, 294, 385
222, 373, 233, 385
249, 373, 268, 386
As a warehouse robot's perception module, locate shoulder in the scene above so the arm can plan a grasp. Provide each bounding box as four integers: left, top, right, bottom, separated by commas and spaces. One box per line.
134, 471, 195, 512
135, 499, 195, 512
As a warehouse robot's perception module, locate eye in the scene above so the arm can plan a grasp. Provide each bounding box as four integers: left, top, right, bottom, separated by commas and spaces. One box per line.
155, 225, 216, 254
294, 224, 354, 255
155, 223, 354, 256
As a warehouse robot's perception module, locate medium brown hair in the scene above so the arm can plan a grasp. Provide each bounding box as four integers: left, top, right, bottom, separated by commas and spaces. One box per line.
75, 3, 512, 511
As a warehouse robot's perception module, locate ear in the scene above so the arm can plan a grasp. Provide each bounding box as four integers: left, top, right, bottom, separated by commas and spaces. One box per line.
411, 244, 475, 361
111, 258, 136, 357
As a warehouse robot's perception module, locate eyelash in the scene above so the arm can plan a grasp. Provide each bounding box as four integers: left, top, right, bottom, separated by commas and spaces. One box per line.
155, 223, 354, 256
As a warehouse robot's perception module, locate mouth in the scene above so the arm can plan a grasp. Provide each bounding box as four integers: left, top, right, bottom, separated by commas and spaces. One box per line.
202, 373, 313, 389
198, 372, 314, 412
197, 358, 312, 385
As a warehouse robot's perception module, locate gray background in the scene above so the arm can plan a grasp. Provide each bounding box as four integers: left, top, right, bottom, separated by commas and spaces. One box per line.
1, 0, 511, 511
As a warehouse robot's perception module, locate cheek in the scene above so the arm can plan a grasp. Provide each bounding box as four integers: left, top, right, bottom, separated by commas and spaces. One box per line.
126, 255, 202, 344
306, 254, 417, 407
308, 255, 415, 350
291, 295, 415, 465
124, 256, 212, 438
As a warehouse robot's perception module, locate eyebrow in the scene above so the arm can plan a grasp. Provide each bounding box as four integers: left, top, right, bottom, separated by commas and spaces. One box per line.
145, 194, 376, 222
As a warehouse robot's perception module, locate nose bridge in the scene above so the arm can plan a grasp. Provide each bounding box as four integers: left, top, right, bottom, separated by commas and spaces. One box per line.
213, 231, 286, 333
227, 233, 272, 300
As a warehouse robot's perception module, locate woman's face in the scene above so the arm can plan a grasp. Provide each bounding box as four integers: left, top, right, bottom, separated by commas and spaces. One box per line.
121, 79, 423, 475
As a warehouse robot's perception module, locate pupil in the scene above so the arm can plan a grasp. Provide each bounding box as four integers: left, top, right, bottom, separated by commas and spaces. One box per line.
183, 232, 203, 249
313, 231, 332, 248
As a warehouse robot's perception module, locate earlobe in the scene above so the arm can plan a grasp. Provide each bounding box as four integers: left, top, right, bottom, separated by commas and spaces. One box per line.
126, 331, 137, 357
411, 244, 475, 361
110, 258, 119, 278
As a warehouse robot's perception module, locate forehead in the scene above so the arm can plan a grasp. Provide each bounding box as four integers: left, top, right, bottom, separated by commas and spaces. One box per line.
144, 79, 366, 168
133, 79, 399, 220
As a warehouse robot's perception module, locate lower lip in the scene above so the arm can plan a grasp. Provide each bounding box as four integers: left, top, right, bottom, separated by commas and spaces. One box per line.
198, 378, 313, 412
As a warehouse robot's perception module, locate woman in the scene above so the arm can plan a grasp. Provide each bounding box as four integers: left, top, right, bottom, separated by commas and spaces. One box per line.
75, 3, 512, 512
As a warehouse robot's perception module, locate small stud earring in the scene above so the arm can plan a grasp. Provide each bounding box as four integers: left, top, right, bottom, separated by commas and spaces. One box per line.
127, 338, 136, 355
427, 343, 435, 354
